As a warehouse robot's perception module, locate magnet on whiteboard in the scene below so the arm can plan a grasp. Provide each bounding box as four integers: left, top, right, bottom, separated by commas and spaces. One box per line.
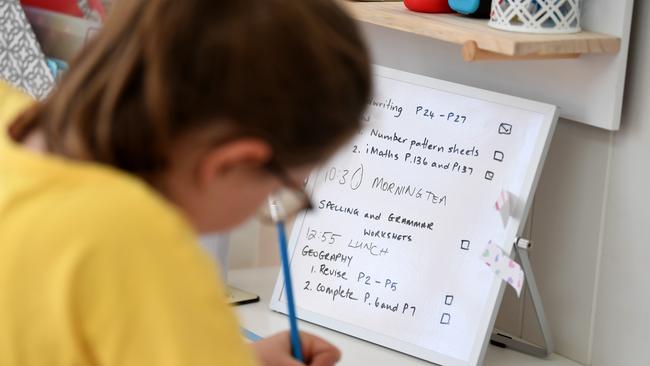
495, 190, 513, 227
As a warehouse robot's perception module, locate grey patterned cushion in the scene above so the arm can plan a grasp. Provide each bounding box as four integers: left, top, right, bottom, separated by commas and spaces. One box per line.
0, 0, 54, 100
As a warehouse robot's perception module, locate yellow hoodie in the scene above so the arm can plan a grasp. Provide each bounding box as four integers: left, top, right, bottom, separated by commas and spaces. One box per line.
0, 82, 257, 366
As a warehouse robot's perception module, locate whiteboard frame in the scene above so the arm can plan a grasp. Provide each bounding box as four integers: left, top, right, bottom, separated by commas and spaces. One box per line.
270, 65, 559, 366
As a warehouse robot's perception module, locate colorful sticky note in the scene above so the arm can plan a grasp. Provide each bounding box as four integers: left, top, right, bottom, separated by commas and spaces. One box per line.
495, 190, 512, 227
480, 240, 524, 296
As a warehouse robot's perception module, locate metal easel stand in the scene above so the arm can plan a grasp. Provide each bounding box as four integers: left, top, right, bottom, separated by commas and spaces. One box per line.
490, 238, 555, 358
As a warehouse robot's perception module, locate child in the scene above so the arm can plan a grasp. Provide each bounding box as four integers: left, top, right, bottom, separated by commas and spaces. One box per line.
0, 0, 370, 365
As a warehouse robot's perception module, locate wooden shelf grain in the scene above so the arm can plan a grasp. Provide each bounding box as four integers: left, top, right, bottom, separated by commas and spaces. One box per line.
338, 1, 621, 61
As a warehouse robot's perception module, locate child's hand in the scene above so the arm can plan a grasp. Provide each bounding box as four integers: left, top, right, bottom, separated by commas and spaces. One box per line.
252, 330, 341, 366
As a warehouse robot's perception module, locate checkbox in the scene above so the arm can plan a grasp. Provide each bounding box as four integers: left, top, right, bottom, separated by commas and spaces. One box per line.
461, 240, 470, 250
498, 123, 513, 135
444, 295, 454, 305
440, 313, 451, 325
493, 151, 504, 162
485, 171, 494, 181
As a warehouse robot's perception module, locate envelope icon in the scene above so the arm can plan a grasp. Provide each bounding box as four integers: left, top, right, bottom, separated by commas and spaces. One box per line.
498, 123, 513, 135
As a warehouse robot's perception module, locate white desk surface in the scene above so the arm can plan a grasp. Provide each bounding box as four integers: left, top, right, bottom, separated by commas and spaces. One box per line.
229, 266, 582, 366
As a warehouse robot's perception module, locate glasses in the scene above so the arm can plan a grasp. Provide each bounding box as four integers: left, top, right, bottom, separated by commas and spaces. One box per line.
258, 160, 313, 224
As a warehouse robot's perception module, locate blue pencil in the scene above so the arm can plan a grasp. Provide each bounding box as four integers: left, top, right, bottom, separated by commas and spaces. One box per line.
276, 220, 304, 362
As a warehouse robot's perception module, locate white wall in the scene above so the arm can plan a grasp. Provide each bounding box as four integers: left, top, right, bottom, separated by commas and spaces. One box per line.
229, 2, 650, 364
590, 1, 650, 363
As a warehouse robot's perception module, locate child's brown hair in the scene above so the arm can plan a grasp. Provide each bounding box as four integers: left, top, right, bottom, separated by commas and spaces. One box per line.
12, 0, 371, 175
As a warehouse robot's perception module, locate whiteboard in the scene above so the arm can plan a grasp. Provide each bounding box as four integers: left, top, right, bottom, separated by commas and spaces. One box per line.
270, 65, 558, 365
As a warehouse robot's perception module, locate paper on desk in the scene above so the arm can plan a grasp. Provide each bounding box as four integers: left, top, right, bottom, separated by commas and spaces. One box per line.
481, 240, 524, 297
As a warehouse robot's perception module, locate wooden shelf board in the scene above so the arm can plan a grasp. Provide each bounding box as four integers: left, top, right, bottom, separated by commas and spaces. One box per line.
339, 1, 621, 58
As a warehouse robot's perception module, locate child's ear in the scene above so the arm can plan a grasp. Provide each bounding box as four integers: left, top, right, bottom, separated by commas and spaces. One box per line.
197, 138, 273, 187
